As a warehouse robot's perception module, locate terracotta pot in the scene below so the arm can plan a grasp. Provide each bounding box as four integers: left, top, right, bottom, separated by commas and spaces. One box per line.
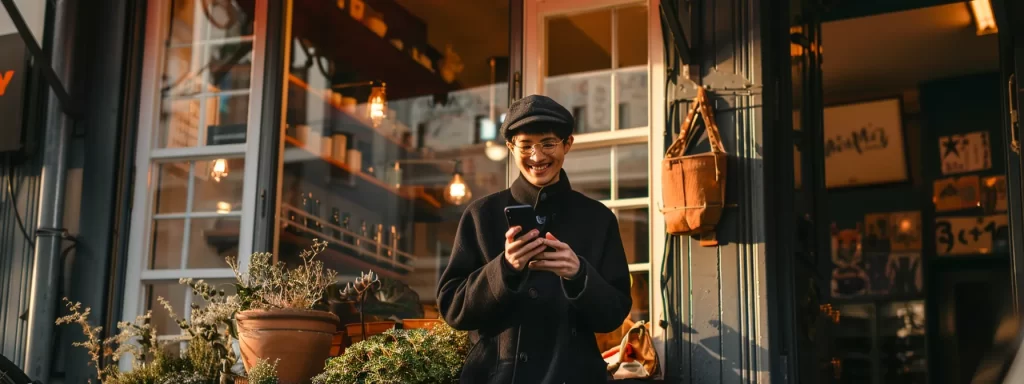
345, 321, 395, 343
402, 318, 442, 330
236, 309, 339, 384
329, 330, 346, 357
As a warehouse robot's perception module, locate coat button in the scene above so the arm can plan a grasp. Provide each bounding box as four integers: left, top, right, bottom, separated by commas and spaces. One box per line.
528, 287, 539, 299
540, 193, 548, 201
519, 352, 529, 363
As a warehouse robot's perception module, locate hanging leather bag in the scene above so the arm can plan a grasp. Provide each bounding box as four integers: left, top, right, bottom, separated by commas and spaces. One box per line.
661, 87, 727, 246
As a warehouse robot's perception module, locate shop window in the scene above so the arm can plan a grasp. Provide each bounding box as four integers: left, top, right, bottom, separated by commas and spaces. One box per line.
126, 0, 258, 334
272, 0, 511, 324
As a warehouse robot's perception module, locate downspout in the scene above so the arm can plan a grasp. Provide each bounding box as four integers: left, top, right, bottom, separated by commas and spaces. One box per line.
23, 0, 77, 381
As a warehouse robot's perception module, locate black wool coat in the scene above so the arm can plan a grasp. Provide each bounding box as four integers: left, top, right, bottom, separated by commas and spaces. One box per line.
437, 170, 633, 384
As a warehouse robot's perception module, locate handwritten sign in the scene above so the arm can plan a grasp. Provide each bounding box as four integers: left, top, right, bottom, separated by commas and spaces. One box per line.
939, 131, 991, 175
933, 176, 980, 212
935, 215, 1009, 255
823, 99, 908, 188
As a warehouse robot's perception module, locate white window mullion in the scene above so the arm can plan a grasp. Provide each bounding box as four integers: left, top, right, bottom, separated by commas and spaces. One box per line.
600, 197, 648, 209
179, 162, 197, 269
140, 269, 236, 281
154, 211, 243, 220
237, 0, 271, 270
151, 144, 247, 161
628, 263, 651, 273
610, 6, 619, 132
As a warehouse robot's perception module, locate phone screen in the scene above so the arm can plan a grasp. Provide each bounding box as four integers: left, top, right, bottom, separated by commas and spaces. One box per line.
504, 205, 544, 239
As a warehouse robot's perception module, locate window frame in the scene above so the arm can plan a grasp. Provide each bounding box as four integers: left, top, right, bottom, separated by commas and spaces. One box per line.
121, 0, 269, 363
523, 0, 667, 369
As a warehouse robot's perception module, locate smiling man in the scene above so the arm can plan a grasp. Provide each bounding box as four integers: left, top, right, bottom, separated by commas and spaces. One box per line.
437, 95, 632, 384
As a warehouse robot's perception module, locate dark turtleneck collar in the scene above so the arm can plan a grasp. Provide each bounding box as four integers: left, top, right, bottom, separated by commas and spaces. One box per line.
510, 169, 573, 211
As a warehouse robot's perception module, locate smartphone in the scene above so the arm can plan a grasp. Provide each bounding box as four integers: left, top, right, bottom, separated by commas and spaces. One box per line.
504, 205, 545, 239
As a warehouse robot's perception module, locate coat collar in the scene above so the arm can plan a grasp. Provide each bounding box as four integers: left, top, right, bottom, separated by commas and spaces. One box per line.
510, 169, 573, 210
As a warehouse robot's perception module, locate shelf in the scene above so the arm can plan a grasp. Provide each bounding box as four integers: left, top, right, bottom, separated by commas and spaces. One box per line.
287, 74, 419, 156
286, 0, 457, 100
283, 135, 442, 210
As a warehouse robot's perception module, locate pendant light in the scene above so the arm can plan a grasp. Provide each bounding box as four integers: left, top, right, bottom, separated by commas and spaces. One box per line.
444, 161, 472, 206
210, 158, 229, 182
368, 81, 387, 127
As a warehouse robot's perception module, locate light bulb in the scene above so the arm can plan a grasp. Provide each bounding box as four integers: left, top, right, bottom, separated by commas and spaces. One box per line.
367, 82, 387, 128
899, 219, 913, 233
444, 173, 472, 206
210, 159, 229, 182
216, 201, 231, 214
484, 141, 508, 162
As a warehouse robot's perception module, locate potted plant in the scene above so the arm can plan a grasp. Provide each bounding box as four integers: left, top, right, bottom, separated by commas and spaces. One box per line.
338, 271, 395, 344
230, 239, 340, 383
312, 321, 470, 384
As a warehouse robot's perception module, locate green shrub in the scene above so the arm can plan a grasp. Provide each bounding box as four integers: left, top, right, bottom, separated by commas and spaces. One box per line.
312, 321, 470, 384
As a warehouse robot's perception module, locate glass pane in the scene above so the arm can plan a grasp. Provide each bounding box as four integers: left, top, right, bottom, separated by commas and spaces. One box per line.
192, 158, 245, 212
154, 162, 191, 214
157, 1, 254, 149
274, 0, 510, 323
615, 5, 648, 68
545, 72, 612, 133
616, 68, 648, 129
186, 217, 240, 269
202, 42, 254, 92
618, 208, 650, 264
562, 146, 612, 200
547, 10, 612, 76
146, 282, 188, 336
629, 272, 649, 323
617, 143, 648, 198
167, 0, 254, 44
879, 300, 927, 382
150, 219, 185, 269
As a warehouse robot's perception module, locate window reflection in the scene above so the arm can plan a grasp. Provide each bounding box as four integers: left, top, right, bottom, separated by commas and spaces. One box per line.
274, 0, 510, 327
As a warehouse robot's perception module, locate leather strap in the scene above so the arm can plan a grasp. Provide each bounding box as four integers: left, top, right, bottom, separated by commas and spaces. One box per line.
665, 87, 726, 158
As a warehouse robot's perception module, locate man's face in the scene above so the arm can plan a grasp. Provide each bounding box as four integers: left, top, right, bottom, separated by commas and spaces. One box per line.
508, 131, 574, 187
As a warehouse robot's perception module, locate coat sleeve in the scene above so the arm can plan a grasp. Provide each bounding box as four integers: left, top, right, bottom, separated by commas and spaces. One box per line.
436, 209, 529, 331
560, 212, 632, 333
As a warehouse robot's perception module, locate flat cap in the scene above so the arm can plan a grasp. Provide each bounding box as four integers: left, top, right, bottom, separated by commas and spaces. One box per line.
500, 94, 575, 141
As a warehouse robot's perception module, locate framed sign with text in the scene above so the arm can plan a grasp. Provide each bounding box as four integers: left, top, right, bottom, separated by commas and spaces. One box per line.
823, 98, 909, 188
0, 33, 28, 153
933, 175, 980, 212
935, 215, 1009, 256
939, 131, 992, 175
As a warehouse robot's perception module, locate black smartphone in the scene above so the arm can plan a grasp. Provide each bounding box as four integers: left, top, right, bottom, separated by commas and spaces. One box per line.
504, 205, 545, 239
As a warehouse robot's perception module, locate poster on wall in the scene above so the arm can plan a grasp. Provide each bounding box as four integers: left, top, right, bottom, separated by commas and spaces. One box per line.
933, 176, 980, 212
823, 99, 908, 188
935, 215, 1009, 256
939, 131, 992, 175
886, 253, 923, 295
862, 252, 891, 295
863, 211, 922, 252
831, 225, 870, 298
981, 175, 1007, 213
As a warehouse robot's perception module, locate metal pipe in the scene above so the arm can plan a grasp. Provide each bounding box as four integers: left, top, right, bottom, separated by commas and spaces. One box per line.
24, 0, 77, 381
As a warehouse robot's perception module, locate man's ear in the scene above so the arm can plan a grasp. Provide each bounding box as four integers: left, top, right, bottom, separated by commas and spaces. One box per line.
563, 135, 574, 153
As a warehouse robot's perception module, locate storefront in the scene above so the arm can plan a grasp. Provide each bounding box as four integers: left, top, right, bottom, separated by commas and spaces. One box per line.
121, 0, 669, 374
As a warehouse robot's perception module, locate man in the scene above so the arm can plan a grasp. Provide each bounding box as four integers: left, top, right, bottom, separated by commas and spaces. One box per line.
437, 95, 633, 384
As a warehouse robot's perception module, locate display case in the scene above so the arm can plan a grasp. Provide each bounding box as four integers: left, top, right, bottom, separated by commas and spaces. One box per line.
834, 300, 927, 383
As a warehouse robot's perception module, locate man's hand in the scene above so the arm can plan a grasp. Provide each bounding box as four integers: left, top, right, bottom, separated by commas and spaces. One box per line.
504, 226, 546, 271
528, 233, 581, 279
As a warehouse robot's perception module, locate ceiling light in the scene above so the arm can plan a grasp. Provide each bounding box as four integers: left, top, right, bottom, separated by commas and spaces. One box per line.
969, 0, 998, 36
484, 141, 508, 162
444, 161, 472, 206
368, 82, 387, 127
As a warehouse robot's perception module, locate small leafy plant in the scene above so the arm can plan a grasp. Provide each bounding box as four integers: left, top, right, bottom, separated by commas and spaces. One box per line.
338, 270, 382, 340
229, 238, 338, 311
311, 321, 470, 384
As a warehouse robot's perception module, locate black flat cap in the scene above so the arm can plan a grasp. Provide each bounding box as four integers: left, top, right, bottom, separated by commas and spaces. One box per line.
500, 95, 574, 141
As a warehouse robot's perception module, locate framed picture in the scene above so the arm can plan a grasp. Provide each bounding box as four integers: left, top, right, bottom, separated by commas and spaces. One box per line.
939, 131, 992, 175
935, 215, 1010, 256
823, 98, 909, 188
933, 176, 981, 212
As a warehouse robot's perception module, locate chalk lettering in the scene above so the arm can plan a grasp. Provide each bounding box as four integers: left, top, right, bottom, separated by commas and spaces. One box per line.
0, 70, 14, 96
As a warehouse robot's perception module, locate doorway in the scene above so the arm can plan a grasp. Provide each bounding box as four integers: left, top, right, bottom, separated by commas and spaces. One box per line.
780, 0, 1024, 382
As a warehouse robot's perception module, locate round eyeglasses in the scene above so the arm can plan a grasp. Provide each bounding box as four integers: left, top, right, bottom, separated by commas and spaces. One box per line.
510, 140, 564, 157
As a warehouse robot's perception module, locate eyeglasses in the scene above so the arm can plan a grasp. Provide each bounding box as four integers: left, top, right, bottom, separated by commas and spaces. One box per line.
510, 140, 564, 156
